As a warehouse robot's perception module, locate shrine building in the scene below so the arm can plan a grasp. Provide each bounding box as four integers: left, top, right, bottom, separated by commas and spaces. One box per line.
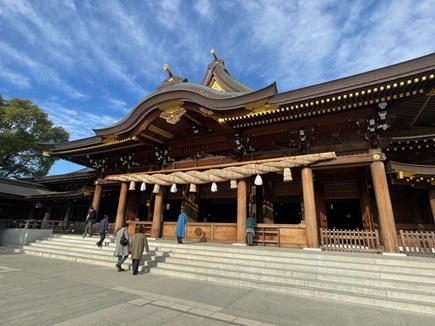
5, 50, 435, 253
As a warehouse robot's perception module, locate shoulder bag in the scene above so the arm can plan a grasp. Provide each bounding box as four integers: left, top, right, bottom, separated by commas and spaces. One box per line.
120, 230, 128, 246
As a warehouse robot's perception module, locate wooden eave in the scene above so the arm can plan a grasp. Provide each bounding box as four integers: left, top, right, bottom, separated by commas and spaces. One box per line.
92, 82, 277, 137
223, 53, 435, 130
24, 185, 93, 201
384, 134, 435, 158
311, 152, 386, 170
387, 161, 435, 186
27, 169, 96, 184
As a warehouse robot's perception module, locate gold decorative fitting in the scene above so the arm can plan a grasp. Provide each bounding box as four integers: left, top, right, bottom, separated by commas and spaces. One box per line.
210, 78, 224, 91
372, 154, 380, 160
199, 107, 213, 116
43, 151, 51, 157
102, 135, 118, 144
158, 100, 186, 124
148, 124, 174, 139
163, 64, 173, 77
211, 49, 218, 60
245, 100, 278, 115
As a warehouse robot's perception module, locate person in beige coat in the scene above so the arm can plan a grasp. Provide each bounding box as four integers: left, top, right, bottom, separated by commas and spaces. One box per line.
131, 226, 149, 275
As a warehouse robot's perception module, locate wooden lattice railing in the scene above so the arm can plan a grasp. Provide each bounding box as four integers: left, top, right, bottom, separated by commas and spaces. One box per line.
320, 228, 382, 253
399, 230, 435, 256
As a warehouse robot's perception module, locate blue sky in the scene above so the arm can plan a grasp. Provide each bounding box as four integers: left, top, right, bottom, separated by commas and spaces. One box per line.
1, 0, 435, 175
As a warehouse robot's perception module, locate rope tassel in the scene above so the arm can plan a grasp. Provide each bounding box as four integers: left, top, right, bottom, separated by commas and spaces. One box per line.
283, 168, 292, 182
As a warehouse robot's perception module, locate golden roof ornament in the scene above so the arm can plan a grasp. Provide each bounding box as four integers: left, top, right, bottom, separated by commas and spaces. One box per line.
163, 64, 173, 78
211, 49, 218, 61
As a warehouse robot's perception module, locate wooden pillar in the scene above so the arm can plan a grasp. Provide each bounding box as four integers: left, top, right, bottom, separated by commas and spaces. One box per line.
370, 161, 399, 253
428, 188, 435, 225
91, 183, 103, 216
262, 178, 274, 223
302, 167, 318, 248
237, 179, 247, 244
151, 186, 165, 238
314, 182, 327, 230
63, 202, 72, 223
358, 179, 373, 230
114, 182, 128, 234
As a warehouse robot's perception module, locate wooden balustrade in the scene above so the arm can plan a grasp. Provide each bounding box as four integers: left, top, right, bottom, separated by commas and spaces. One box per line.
320, 228, 381, 253
399, 230, 435, 256
254, 226, 280, 246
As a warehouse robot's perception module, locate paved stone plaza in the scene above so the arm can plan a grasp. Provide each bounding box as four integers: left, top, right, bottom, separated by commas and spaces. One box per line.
1, 250, 435, 325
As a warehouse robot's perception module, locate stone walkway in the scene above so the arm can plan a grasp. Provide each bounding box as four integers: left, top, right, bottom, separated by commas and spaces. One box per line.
1, 250, 435, 325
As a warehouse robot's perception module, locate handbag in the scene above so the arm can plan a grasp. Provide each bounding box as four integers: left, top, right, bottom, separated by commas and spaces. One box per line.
128, 235, 134, 254
120, 230, 128, 246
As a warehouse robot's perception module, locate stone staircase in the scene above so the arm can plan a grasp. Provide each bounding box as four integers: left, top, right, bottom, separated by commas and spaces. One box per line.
22, 234, 435, 315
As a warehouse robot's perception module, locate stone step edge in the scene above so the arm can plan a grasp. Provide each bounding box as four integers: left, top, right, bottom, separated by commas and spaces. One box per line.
24, 247, 435, 299
148, 260, 435, 299
23, 250, 148, 268
151, 250, 435, 276
22, 246, 157, 262
145, 243, 435, 268
24, 242, 435, 281
25, 243, 435, 283
31, 239, 435, 273
150, 267, 435, 315
46, 236, 435, 269
48, 236, 392, 262
155, 255, 435, 285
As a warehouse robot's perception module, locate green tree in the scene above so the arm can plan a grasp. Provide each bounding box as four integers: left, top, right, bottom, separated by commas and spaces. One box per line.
0, 94, 69, 178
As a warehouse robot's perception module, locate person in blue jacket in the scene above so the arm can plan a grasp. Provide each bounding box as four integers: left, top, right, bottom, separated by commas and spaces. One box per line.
96, 214, 109, 248
174, 207, 187, 244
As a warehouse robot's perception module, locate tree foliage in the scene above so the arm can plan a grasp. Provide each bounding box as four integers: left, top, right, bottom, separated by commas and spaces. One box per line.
0, 94, 69, 178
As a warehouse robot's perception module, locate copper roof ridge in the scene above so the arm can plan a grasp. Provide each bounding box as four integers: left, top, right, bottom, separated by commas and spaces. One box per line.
270, 52, 435, 104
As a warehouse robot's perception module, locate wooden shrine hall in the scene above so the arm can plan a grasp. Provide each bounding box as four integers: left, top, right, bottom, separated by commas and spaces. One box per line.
36, 50, 435, 253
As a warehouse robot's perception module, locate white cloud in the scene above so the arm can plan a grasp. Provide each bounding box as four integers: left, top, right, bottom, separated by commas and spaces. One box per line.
39, 100, 119, 141
1, 0, 435, 164
0, 67, 31, 89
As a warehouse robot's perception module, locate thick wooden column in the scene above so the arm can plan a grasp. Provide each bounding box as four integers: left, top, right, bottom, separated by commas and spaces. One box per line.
314, 182, 327, 229
63, 202, 72, 223
428, 188, 435, 225
358, 179, 373, 230
91, 183, 103, 215
114, 182, 128, 233
237, 179, 247, 244
302, 167, 318, 248
370, 161, 399, 253
151, 186, 165, 238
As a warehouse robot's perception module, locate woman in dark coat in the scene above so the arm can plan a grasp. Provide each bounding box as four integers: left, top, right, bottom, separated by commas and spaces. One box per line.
131, 226, 149, 275
113, 222, 130, 271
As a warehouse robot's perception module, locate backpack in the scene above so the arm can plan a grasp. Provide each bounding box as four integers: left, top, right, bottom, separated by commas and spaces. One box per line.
120, 230, 128, 246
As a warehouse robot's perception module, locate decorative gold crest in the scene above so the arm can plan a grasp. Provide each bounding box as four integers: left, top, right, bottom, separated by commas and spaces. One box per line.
160, 108, 186, 124
199, 107, 213, 116
158, 100, 186, 124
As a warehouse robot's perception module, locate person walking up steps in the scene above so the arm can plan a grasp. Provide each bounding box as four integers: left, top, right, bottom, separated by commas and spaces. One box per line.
96, 214, 109, 248
83, 207, 97, 238
113, 222, 129, 271
131, 226, 149, 275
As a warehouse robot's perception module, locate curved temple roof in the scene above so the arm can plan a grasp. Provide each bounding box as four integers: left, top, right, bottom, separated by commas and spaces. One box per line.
38, 51, 435, 173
